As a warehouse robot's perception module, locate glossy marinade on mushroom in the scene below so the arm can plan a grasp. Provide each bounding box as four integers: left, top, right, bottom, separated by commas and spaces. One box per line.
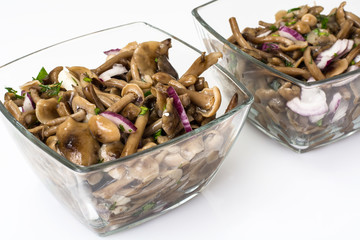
228, 1, 360, 81
3, 39, 230, 166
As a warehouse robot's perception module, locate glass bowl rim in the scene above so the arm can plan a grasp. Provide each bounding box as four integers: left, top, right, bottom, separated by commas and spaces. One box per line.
191, 0, 360, 88
0, 21, 254, 173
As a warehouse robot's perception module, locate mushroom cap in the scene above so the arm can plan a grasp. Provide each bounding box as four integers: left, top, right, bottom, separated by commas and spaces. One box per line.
196, 86, 222, 117
98, 141, 124, 162
88, 115, 121, 144
133, 41, 161, 77
121, 83, 144, 105
71, 95, 97, 121
35, 98, 60, 124
56, 117, 100, 166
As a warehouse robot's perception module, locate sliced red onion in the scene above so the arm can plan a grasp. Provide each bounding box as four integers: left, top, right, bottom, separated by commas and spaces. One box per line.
278, 26, 305, 41
287, 78, 328, 116
261, 43, 279, 52
103, 48, 121, 56
22, 92, 35, 112
316, 39, 354, 70
166, 86, 192, 133
99, 64, 127, 81
328, 93, 342, 113
100, 111, 137, 133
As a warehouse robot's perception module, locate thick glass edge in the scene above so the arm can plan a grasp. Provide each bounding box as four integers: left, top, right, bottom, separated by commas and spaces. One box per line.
0, 21, 253, 173
191, 0, 360, 87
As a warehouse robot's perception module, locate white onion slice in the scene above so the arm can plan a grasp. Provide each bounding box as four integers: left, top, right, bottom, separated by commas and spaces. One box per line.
99, 64, 127, 81
22, 92, 35, 112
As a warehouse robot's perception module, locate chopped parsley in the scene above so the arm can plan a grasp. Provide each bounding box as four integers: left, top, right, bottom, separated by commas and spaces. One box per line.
119, 124, 125, 132
144, 90, 152, 97
351, 60, 356, 65
272, 34, 280, 37
39, 81, 62, 96
83, 77, 92, 82
285, 20, 297, 26
154, 129, 162, 140
287, 7, 300, 13
317, 15, 329, 29
33, 67, 48, 83
139, 106, 149, 115
5, 87, 24, 99
109, 202, 117, 211
57, 95, 63, 103
285, 61, 294, 67
94, 107, 101, 115
154, 58, 158, 63
269, 25, 278, 31
316, 119, 323, 127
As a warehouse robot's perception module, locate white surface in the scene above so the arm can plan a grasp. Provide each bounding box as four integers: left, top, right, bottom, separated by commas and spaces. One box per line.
1, 0, 360, 239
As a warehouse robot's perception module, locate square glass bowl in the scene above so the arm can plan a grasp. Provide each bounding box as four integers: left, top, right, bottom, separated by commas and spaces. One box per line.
192, 0, 360, 152
0, 22, 253, 235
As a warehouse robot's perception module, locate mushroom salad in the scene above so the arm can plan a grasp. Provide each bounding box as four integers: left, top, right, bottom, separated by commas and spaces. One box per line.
228, 1, 360, 81
224, 1, 360, 147
3, 39, 232, 166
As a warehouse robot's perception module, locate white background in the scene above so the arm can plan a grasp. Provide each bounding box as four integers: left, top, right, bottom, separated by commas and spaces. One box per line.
1, 0, 360, 239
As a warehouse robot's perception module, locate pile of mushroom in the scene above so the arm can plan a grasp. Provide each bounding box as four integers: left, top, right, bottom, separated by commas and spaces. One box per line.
3, 39, 226, 166
228, 1, 360, 81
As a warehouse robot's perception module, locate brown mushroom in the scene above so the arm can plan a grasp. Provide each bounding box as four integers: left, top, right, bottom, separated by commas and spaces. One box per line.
180, 52, 223, 78
106, 83, 144, 113
121, 110, 150, 157
35, 98, 60, 124
325, 58, 349, 78
98, 141, 124, 162
88, 115, 121, 143
56, 117, 100, 166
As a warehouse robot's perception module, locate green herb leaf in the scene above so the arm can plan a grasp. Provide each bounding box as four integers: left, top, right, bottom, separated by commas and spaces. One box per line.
34, 67, 48, 83
154, 58, 158, 63
317, 15, 329, 29
351, 60, 356, 65
94, 107, 101, 115
139, 106, 149, 115
285, 20, 297, 26
109, 202, 117, 211
317, 119, 323, 127
57, 95, 63, 103
5, 87, 24, 99
154, 129, 162, 140
287, 7, 300, 13
39, 81, 62, 96
269, 25, 278, 31
144, 90, 152, 97
119, 124, 125, 132
83, 77, 92, 82
285, 61, 294, 67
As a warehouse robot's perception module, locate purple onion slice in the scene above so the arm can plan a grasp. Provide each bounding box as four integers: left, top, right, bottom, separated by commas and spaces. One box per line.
100, 111, 137, 133
166, 86, 192, 133
278, 26, 305, 41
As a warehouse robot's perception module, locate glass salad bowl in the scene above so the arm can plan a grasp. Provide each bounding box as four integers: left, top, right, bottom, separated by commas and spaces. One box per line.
192, 0, 360, 152
0, 22, 253, 235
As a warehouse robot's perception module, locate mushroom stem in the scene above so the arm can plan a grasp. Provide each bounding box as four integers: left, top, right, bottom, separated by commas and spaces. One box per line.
144, 118, 163, 137
273, 66, 312, 79
4, 100, 22, 122
45, 109, 86, 126
181, 52, 223, 78
121, 110, 149, 157
304, 47, 325, 80
225, 93, 239, 113
94, 50, 134, 76
168, 83, 214, 110
106, 93, 136, 113
229, 17, 252, 49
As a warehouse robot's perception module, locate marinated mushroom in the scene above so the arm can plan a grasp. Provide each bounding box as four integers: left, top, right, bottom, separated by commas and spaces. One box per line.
3, 39, 228, 167
56, 117, 100, 166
